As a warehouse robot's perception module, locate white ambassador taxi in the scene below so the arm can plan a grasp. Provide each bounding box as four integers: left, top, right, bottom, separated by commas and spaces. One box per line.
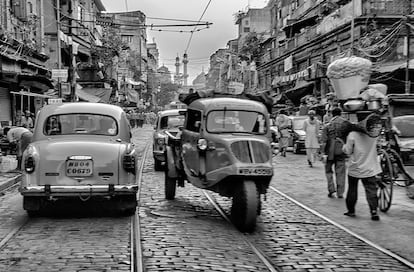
19, 101, 138, 215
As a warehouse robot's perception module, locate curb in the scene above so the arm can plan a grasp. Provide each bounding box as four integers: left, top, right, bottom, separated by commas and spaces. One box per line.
0, 173, 22, 193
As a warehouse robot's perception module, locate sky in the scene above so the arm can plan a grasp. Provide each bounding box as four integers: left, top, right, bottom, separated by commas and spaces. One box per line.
100, 0, 268, 83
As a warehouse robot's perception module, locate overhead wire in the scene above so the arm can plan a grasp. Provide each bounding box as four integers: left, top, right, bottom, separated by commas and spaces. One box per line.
184, 0, 213, 54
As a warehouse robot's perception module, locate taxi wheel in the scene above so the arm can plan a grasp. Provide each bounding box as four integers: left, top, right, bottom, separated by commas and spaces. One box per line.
231, 180, 258, 233
154, 158, 164, 171
165, 174, 176, 200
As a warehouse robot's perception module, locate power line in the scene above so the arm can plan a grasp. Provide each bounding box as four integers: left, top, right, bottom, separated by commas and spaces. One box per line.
184, 0, 212, 53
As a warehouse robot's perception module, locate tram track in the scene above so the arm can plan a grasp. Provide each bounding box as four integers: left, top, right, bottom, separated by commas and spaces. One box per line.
203, 183, 414, 271
0, 143, 150, 272
131, 142, 150, 272
269, 185, 414, 270
203, 190, 283, 272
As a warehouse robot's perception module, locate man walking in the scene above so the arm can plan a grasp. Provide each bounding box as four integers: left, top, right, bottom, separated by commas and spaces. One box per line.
303, 110, 321, 167
341, 114, 383, 221
275, 110, 291, 157
320, 107, 351, 198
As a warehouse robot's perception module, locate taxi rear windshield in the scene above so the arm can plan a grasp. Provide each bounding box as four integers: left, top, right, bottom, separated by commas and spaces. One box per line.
159, 115, 185, 129
44, 114, 118, 136
206, 110, 267, 134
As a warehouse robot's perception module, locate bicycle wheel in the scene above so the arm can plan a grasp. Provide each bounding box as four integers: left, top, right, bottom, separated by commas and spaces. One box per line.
378, 149, 393, 212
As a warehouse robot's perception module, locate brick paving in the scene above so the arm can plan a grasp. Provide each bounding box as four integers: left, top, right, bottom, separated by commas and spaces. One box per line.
0, 126, 412, 271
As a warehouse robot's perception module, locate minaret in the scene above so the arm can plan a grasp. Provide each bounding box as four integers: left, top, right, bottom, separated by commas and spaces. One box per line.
183, 53, 189, 86
175, 55, 180, 79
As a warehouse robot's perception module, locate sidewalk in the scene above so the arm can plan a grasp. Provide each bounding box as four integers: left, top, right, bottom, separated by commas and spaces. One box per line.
0, 171, 21, 192
272, 152, 414, 264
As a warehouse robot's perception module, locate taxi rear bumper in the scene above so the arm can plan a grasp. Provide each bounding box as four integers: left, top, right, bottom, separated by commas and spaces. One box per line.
19, 184, 138, 197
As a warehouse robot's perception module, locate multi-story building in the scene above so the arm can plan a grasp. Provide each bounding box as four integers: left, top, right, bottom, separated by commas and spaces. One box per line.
257, 0, 414, 106
43, 0, 106, 102
99, 10, 148, 107
0, 0, 54, 124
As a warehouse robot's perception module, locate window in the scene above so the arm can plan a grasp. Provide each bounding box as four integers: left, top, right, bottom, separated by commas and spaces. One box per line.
122, 35, 133, 43
244, 19, 249, 26
44, 114, 118, 136
185, 109, 202, 132
244, 27, 250, 33
206, 110, 267, 134
160, 115, 185, 129
28, 2, 32, 13
78, 5, 85, 22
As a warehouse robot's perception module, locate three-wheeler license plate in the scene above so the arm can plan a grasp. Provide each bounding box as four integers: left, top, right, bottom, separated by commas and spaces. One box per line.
66, 159, 93, 177
238, 168, 272, 176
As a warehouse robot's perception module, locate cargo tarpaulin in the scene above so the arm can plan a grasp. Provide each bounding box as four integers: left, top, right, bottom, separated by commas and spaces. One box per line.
126, 89, 139, 103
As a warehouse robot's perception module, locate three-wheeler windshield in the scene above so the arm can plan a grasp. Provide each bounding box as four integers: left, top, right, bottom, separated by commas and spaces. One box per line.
206, 110, 267, 134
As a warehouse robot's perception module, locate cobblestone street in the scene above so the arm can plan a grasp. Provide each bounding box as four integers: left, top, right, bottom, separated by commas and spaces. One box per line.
136, 126, 413, 271
0, 126, 412, 271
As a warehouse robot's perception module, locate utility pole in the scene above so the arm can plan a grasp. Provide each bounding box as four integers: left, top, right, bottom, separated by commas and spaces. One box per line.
68, 0, 76, 101
405, 15, 411, 94
56, 0, 62, 97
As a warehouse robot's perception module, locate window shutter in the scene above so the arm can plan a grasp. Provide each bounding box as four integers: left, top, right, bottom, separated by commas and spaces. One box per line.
19, 0, 27, 21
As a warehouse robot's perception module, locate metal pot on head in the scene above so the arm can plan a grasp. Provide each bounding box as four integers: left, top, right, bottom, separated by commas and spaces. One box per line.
343, 99, 366, 112
366, 99, 382, 110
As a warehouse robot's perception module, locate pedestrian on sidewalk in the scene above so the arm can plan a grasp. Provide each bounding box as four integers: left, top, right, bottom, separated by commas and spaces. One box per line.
320, 107, 351, 198
275, 110, 291, 157
3, 126, 33, 169
303, 110, 321, 167
341, 114, 383, 221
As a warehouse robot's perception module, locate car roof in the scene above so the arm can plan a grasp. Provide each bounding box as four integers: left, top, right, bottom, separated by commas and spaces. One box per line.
189, 97, 267, 113
40, 102, 124, 117
158, 109, 186, 117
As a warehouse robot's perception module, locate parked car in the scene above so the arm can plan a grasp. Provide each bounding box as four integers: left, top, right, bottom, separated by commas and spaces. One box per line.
19, 102, 138, 215
152, 109, 186, 171
289, 116, 308, 154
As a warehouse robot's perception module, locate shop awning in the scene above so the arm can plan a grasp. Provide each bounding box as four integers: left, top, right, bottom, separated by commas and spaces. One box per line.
10, 90, 57, 98
284, 80, 315, 105
19, 74, 54, 90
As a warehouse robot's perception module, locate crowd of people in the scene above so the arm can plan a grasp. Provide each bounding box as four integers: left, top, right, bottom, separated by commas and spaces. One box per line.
125, 109, 157, 128
273, 97, 383, 221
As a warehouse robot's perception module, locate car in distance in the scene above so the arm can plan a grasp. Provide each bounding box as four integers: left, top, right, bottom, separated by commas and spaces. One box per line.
19, 102, 138, 215
288, 116, 308, 154
153, 109, 186, 170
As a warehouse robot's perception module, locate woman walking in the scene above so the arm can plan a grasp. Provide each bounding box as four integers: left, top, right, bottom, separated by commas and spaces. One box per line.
303, 110, 321, 167
275, 110, 291, 157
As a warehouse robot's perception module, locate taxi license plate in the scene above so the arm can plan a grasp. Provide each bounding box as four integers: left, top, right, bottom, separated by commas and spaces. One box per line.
66, 159, 93, 177
238, 168, 272, 176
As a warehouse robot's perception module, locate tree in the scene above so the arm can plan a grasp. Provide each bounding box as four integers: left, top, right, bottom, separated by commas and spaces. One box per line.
156, 82, 179, 108
91, 26, 128, 77
238, 32, 264, 62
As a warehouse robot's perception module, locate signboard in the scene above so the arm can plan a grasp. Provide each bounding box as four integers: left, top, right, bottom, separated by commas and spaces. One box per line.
61, 83, 70, 95
52, 69, 68, 81
284, 55, 293, 72
48, 98, 63, 104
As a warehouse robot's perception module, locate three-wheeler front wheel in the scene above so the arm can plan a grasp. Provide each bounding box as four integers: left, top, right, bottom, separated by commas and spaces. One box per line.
231, 180, 259, 233
165, 173, 177, 200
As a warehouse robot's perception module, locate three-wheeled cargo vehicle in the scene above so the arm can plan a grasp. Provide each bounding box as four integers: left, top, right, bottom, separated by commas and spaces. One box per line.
164, 96, 274, 232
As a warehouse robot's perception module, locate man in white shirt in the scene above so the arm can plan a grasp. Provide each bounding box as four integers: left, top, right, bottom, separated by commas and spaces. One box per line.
341, 114, 382, 221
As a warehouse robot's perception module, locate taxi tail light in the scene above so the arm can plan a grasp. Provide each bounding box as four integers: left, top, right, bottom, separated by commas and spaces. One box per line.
123, 154, 136, 174
25, 156, 35, 173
